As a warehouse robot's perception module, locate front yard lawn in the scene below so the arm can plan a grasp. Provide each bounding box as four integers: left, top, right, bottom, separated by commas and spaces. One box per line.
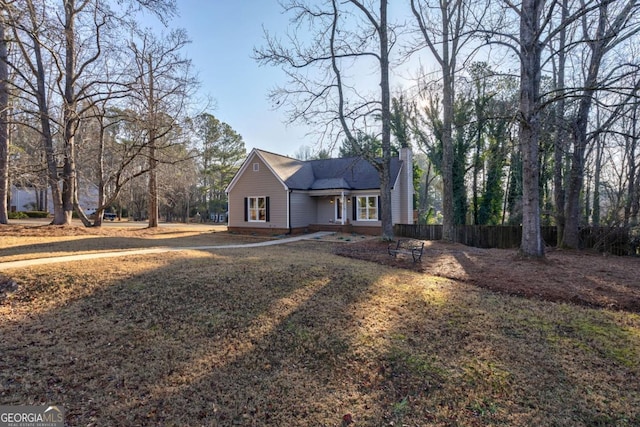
1, 228, 639, 425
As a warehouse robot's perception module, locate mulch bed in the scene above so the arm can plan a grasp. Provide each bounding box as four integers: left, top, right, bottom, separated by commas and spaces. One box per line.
334, 239, 640, 312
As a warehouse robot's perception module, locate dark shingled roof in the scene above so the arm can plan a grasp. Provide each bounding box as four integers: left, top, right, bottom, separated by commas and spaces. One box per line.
256, 149, 402, 191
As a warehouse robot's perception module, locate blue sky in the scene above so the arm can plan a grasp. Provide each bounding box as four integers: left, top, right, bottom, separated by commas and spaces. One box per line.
167, 1, 309, 156
155, 2, 434, 157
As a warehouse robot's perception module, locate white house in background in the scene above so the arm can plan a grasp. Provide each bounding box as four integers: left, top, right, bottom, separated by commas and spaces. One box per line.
225, 147, 414, 235
9, 182, 99, 214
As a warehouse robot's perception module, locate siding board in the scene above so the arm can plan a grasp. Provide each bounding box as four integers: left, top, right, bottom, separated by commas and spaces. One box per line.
290, 192, 316, 228
228, 155, 287, 229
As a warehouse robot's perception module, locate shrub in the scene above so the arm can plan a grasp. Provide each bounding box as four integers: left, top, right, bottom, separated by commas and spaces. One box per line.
8, 211, 28, 219
24, 211, 50, 218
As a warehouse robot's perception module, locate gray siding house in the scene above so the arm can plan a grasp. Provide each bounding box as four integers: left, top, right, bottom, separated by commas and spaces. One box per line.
226, 148, 414, 234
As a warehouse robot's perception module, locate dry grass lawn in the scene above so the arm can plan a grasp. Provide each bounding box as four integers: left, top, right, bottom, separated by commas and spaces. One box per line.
0, 224, 269, 263
1, 224, 639, 426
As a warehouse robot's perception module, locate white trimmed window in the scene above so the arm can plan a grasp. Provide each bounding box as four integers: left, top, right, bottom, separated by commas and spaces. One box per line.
247, 196, 268, 222
356, 195, 378, 221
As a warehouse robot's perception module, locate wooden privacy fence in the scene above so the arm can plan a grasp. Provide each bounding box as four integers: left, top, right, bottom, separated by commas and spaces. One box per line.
394, 224, 631, 254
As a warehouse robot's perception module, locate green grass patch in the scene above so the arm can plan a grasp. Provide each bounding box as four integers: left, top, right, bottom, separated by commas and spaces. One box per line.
566, 313, 640, 368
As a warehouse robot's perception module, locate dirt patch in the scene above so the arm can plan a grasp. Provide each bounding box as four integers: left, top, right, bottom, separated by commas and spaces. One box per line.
334, 239, 640, 312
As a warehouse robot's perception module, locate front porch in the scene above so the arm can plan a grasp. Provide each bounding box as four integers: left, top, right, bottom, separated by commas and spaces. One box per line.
309, 193, 381, 232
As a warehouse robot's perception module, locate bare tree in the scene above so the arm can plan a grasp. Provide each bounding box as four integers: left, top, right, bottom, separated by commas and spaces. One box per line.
0, 14, 8, 223
3, 0, 178, 226
561, 0, 640, 248
60, 0, 111, 226
550, 0, 569, 246
255, 0, 396, 239
78, 103, 149, 226
623, 102, 640, 227
517, 0, 546, 257
409, 0, 484, 240
127, 28, 196, 228
4, 0, 112, 225
593, 70, 640, 228
483, 0, 607, 256
3, 0, 67, 223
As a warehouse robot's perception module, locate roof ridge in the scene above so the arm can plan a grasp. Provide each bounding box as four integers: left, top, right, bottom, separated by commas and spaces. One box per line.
255, 148, 302, 162
309, 155, 360, 162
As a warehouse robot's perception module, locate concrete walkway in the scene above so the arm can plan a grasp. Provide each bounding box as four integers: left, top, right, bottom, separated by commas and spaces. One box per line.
0, 231, 335, 271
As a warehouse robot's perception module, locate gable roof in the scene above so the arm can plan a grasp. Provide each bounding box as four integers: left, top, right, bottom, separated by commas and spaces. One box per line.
257, 150, 313, 185
304, 156, 402, 190
227, 148, 403, 193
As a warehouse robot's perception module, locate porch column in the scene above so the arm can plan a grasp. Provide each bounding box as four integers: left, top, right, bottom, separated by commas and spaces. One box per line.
287, 190, 291, 232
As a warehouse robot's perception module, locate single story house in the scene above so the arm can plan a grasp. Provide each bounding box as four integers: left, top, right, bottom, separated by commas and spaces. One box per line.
225, 147, 414, 234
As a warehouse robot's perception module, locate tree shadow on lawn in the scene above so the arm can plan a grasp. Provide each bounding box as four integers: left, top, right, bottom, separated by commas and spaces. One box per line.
1, 244, 639, 426
0, 230, 271, 262
1, 247, 382, 425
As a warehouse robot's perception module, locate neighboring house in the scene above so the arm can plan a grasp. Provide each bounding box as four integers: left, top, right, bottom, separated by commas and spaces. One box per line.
9, 182, 99, 214
226, 147, 414, 234
9, 184, 46, 212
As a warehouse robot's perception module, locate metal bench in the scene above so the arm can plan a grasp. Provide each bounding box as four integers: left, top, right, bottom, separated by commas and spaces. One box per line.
388, 239, 425, 262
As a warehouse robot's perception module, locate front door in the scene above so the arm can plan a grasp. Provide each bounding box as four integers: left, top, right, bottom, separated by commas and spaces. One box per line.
335, 196, 343, 224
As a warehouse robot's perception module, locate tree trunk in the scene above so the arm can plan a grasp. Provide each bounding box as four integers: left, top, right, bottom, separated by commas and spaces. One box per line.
440, 43, 454, 241
148, 139, 159, 228
592, 133, 603, 226
73, 187, 91, 226
71, 126, 90, 226
422, 162, 432, 223
59, 0, 78, 225
553, 0, 568, 245
502, 153, 511, 225
146, 52, 159, 228
23, 1, 65, 224
624, 107, 638, 227
472, 98, 483, 225
379, 0, 393, 240
632, 168, 640, 227
563, 101, 592, 247
0, 18, 8, 224
409, 0, 458, 241
94, 117, 106, 227
518, 0, 544, 257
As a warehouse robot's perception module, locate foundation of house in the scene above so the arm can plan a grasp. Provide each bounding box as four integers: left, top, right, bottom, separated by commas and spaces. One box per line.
227, 224, 382, 236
